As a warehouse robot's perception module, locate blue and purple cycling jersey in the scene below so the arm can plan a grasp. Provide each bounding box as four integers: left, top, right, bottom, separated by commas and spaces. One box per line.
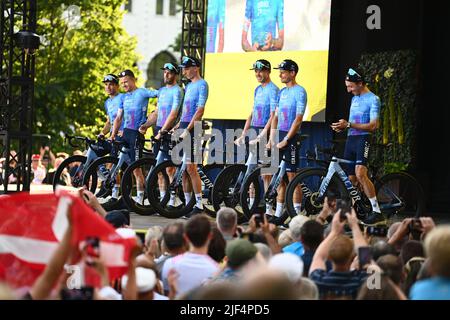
277, 85, 307, 132
206, 0, 226, 53
104, 93, 125, 133
348, 92, 381, 136
244, 0, 284, 48
120, 88, 158, 130
180, 79, 209, 123
251, 81, 279, 127
156, 85, 183, 128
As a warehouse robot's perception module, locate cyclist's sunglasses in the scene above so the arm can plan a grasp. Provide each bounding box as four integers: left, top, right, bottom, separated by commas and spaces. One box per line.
103, 74, 118, 83
163, 63, 179, 73
182, 56, 193, 64
347, 68, 362, 78
180, 56, 198, 67
253, 61, 270, 70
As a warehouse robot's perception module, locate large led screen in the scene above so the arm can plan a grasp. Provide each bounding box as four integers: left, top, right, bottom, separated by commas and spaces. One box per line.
204, 0, 332, 122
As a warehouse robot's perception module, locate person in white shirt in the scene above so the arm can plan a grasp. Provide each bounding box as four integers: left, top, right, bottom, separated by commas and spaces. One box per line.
31, 154, 46, 184
162, 214, 220, 297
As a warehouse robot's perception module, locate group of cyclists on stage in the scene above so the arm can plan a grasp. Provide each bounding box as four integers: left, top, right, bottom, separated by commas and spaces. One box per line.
65, 54, 386, 226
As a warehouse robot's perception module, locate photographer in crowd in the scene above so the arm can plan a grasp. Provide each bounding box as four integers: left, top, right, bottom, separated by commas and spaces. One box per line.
309, 207, 372, 299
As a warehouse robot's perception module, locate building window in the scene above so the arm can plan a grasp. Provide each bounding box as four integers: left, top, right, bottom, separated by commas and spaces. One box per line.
169, 0, 177, 16
146, 51, 177, 88
124, 0, 132, 12
156, 0, 164, 15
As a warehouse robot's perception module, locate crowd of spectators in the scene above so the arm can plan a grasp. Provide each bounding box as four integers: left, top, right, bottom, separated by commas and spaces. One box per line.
1, 191, 449, 301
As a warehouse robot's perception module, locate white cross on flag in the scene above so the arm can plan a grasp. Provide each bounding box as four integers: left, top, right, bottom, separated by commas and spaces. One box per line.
0, 191, 136, 290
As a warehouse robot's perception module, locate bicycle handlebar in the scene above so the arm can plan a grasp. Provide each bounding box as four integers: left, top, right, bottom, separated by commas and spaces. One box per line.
65, 135, 98, 149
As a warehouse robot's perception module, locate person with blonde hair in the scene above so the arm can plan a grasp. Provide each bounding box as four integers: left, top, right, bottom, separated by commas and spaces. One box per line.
410, 225, 450, 300
309, 210, 370, 299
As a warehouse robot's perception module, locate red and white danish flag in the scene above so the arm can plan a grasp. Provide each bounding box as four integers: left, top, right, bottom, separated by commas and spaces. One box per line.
0, 192, 136, 290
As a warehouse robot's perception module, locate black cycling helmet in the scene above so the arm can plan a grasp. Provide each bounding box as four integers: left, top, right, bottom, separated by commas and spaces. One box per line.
274, 59, 299, 73
118, 69, 136, 78
346, 68, 365, 83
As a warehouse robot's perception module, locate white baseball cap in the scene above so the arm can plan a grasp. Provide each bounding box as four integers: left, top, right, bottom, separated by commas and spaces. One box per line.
269, 253, 304, 283
121, 267, 157, 293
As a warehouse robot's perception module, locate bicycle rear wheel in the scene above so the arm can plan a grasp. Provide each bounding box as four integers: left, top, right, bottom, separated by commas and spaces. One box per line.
285, 167, 348, 217
52, 155, 87, 191
375, 172, 425, 220
211, 164, 248, 223
121, 157, 156, 216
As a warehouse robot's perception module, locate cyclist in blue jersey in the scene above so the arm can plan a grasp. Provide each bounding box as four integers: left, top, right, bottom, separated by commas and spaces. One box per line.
139, 62, 183, 158
82, 74, 122, 198
173, 56, 209, 217
99, 74, 125, 139
331, 68, 384, 226
268, 59, 307, 222
206, 0, 225, 53
235, 59, 279, 217
110, 69, 158, 205
139, 62, 183, 206
242, 0, 284, 52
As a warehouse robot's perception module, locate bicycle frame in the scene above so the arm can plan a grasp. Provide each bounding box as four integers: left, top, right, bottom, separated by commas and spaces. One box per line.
168, 133, 212, 192
143, 135, 174, 185
106, 146, 131, 182
240, 144, 290, 206
198, 166, 214, 190
232, 150, 258, 194
67, 146, 97, 183
234, 136, 275, 195
264, 160, 287, 204
170, 158, 214, 193
79, 148, 99, 172
171, 156, 188, 189
377, 183, 405, 211
318, 156, 363, 205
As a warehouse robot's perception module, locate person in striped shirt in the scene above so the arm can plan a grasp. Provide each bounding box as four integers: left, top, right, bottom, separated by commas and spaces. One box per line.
309, 209, 372, 299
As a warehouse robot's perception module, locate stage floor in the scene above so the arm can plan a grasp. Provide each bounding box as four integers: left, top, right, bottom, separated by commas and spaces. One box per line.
2, 184, 448, 231
0, 184, 78, 194
0, 183, 178, 230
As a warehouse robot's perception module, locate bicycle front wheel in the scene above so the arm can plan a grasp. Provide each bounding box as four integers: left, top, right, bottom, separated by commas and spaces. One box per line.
121, 157, 156, 216
375, 172, 425, 220
82, 156, 128, 210
146, 160, 195, 219
211, 164, 248, 223
239, 168, 263, 221
52, 155, 87, 191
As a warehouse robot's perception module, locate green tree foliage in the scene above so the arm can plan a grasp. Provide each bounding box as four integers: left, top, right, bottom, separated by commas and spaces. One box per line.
35, 0, 139, 152
359, 50, 419, 174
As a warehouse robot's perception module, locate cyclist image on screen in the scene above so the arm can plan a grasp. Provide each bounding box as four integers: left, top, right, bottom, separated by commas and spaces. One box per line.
242, 0, 284, 52
206, 0, 225, 53
331, 68, 385, 226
